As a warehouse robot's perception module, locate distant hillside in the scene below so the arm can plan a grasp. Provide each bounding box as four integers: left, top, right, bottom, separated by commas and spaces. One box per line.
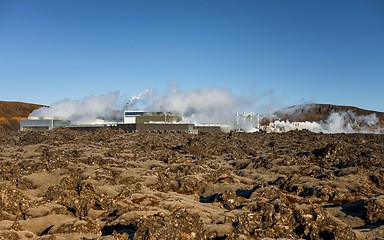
267, 103, 384, 127
0, 101, 45, 131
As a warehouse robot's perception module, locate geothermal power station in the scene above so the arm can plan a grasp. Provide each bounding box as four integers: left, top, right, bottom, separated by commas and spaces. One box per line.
18, 98, 384, 134
19, 100, 234, 133
19, 110, 260, 133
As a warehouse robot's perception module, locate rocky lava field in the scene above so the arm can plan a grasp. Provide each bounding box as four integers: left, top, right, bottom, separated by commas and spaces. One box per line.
0, 129, 383, 239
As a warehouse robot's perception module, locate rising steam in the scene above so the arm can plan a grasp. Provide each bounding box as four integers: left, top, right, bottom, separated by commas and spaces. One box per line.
126, 89, 153, 110
271, 111, 383, 134
28, 88, 241, 125
28, 88, 383, 134
146, 88, 240, 124
29, 92, 119, 124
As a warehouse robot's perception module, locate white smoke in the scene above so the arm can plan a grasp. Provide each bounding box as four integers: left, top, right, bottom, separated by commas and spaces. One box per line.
271, 111, 383, 134
27, 87, 383, 134
146, 88, 240, 124
126, 89, 153, 110
28, 88, 244, 126
29, 92, 119, 124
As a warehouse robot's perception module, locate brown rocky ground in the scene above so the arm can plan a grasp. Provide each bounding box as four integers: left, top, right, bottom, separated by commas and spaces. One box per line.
0, 128, 383, 239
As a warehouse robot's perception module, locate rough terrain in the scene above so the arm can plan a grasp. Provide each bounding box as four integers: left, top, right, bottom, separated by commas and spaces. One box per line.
0, 128, 383, 239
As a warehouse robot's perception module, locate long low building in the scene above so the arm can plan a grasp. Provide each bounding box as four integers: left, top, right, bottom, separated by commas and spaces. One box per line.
124, 110, 182, 124
70, 123, 222, 134
20, 118, 70, 131
20, 112, 223, 134
117, 123, 194, 132
68, 123, 195, 133
20, 118, 224, 134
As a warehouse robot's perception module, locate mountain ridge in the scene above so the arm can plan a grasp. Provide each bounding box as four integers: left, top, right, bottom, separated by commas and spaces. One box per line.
268, 103, 384, 130
0, 101, 45, 131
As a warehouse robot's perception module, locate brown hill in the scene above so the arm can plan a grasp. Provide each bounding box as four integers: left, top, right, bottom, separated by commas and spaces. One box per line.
0, 101, 45, 131
269, 103, 384, 127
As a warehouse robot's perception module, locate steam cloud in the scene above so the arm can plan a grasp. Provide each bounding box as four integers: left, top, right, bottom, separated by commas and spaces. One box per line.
28, 88, 383, 134
28, 88, 241, 125
271, 111, 383, 134
126, 89, 153, 110
29, 92, 119, 124
146, 88, 240, 124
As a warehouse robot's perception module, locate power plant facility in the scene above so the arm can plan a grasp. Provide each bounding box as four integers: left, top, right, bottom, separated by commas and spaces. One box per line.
123, 110, 182, 124
20, 118, 70, 131
19, 101, 228, 133
18, 94, 384, 134
20, 115, 223, 133
18, 91, 269, 134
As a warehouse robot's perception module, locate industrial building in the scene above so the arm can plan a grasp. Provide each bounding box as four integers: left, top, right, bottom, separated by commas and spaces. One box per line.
70, 123, 221, 134
20, 112, 222, 134
20, 118, 70, 131
123, 110, 182, 124
118, 123, 195, 133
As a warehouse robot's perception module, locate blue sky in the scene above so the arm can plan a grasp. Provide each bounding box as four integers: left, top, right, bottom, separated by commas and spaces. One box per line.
1, 0, 383, 113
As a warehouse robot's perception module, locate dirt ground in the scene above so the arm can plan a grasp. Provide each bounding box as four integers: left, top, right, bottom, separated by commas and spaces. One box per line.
0, 128, 383, 239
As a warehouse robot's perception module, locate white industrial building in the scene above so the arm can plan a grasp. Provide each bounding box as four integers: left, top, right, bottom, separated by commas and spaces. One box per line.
20, 117, 70, 131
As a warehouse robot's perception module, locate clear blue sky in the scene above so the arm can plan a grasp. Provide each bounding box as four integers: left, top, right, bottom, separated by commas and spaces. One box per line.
1, 0, 383, 112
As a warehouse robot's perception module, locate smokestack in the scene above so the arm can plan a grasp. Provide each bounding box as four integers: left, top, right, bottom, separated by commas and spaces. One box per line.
125, 100, 132, 111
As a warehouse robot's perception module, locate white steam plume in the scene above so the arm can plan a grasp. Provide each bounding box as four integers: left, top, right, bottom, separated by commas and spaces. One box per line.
130, 89, 153, 101
29, 92, 119, 124
28, 88, 244, 126
271, 111, 383, 134
147, 88, 240, 124
125, 89, 153, 110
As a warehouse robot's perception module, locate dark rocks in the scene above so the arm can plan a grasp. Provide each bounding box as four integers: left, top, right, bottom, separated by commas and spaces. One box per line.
364, 195, 384, 225
133, 208, 206, 239
0, 129, 383, 239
